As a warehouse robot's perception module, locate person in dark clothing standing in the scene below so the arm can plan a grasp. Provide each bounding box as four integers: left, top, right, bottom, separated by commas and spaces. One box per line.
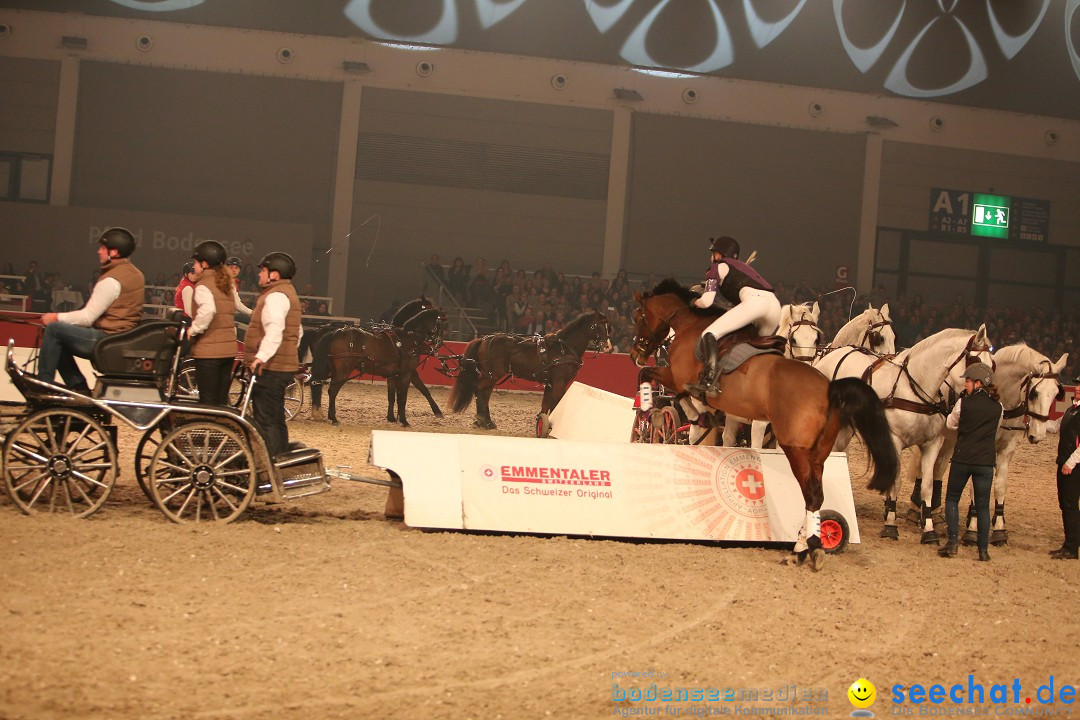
939, 362, 1003, 561
1048, 385, 1080, 559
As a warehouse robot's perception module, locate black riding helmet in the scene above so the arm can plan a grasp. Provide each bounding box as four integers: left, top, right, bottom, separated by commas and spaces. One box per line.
259, 252, 296, 280
98, 227, 137, 258
708, 236, 739, 259
192, 240, 227, 267
182, 260, 196, 276
226, 256, 242, 268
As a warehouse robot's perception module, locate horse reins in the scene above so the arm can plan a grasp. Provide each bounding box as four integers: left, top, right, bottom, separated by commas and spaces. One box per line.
785, 317, 823, 362
1001, 359, 1062, 428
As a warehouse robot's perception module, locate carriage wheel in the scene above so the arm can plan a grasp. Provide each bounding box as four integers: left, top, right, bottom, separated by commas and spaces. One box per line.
630, 410, 652, 443
535, 413, 552, 438
134, 428, 165, 502
819, 509, 849, 554
147, 422, 256, 524
176, 363, 199, 400
650, 407, 679, 444
284, 379, 303, 421
1, 409, 118, 518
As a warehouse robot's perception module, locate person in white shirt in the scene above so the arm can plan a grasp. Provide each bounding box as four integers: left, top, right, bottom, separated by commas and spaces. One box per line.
37, 228, 145, 392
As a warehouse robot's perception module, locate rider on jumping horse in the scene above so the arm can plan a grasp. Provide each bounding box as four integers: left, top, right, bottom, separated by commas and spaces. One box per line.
684, 236, 782, 400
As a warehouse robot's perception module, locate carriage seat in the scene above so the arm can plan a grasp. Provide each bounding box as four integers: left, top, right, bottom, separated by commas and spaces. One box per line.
91, 318, 183, 380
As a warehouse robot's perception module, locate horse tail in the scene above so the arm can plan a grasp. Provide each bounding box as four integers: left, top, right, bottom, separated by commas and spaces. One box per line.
448, 338, 482, 413
826, 378, 898, 493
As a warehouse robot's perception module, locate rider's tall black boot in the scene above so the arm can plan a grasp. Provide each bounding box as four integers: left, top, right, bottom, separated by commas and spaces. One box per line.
685, 334, 720, 399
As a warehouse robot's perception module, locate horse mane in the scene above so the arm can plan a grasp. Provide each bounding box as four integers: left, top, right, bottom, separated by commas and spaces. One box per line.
403, 306, 441, 331
993, 342, 1042, 367
557, 310, 601, 338
893, 327, 976, 362
392, 296, 430, 326
646, 277, 721, 319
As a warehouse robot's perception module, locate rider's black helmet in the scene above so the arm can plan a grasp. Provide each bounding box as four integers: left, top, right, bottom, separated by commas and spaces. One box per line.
708, 236, 739, 259
226, 256, 242, 268
259, 252, 296, 280
98, 227, 137, 258
192, 240, 227, 267
182, 260, 196, 276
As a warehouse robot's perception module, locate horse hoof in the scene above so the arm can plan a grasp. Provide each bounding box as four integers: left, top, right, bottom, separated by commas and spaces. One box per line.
991, 530, 1008, 546
961, 531, 978, 546
434, 412, 444, 419
904, 507, 921, 524
331, 420, 340, 426
880, 525, 899, 540
399, 420, 410, 428
808, 548, 826, 572
920, 531, 940, 545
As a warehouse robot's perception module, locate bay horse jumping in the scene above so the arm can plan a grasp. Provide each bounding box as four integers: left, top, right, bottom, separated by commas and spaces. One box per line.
631, 279, 898, 570
309, 307, 445, 427
448, 310, 612, 434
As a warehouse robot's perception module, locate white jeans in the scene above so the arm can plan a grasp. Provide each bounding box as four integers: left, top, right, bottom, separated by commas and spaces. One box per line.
702, 287, 781, 339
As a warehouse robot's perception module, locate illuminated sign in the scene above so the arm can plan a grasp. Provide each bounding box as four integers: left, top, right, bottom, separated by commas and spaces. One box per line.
929, 188, 1049, 242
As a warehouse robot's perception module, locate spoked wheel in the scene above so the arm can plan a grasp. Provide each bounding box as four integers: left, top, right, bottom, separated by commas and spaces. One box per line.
134, 428, 166, 502
284, 379, 303, 421
176, 363, 199, 401
2, 409, 118, 518
630, 410, 652, 443
147, 422, 256, 524
819, 509, 850, 554
649, 407, 679, 444
228, 374, 252, 417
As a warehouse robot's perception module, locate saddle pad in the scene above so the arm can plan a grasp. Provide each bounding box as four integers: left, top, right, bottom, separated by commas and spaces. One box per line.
719, 343, 781, 375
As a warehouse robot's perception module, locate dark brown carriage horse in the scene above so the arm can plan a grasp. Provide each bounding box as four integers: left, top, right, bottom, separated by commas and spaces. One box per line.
309, 306, 446, 426
448, 310, 612, 434
631, 279, 897, 570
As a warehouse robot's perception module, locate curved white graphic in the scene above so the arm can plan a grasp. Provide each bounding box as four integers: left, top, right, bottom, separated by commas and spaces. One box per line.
744, 0, 808, 49
475, 0, 529, 29
107, 0, 204, 10
344, 0, 458, 45
583, 0, 638, 34
884, 14, 987, 97
1069, 0, 1080, 84
986, 0, 1049, 59
620, 0, 733, 72
833, 0, 906, 73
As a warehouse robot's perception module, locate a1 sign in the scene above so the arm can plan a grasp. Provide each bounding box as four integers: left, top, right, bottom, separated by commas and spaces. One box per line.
928, 188, 970, 235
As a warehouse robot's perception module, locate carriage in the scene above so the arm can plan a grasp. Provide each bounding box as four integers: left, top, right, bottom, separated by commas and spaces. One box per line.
0, 315, 329, 523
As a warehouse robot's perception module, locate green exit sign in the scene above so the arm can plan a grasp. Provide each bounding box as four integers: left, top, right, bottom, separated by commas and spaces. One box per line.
971, 193, 1010, 238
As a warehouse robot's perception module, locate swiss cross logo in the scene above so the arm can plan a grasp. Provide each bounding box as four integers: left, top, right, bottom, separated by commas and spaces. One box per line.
735, 468, 765, 501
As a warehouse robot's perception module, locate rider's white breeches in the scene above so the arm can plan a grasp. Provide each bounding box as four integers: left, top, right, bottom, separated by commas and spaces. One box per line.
701, 287, 781, 339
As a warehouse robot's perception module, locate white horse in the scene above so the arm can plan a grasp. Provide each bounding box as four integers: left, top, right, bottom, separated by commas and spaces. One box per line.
813, 325, 993, 541
906, 344, 1068, 545
719, 303, 822, 448
829, 303, 895, 355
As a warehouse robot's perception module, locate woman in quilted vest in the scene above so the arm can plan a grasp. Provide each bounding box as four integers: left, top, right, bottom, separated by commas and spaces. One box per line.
189, 241, 237, 406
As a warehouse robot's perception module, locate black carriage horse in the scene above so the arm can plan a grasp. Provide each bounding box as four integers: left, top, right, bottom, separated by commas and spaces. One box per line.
448, 310, 612, 433
309, 305, 446, 426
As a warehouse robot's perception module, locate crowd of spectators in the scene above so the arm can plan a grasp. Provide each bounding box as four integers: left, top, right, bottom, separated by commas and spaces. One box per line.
424, 255, 1080, 380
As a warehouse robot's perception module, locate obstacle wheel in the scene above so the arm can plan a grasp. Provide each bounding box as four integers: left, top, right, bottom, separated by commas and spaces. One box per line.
535, 413, 552, 438
649, 406, 679, 444
630, 410, 652, 443
147, 422, 256, 524
818, 509, 849, 554
1, 408, 118, 518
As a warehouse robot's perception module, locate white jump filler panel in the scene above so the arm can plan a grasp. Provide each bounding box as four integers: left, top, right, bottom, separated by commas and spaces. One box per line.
369, 431, 860, 545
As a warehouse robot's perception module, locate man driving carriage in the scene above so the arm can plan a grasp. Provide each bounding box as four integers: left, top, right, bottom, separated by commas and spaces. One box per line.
244, 251, 302, 459
684, 235, 781, 399
37, 227, 145, 393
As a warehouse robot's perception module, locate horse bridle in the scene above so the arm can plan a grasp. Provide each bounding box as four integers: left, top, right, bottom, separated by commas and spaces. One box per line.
871, 332, 992, 416
1002, 359, 1063, 427
786, 317, 823, 362
858, 314, 893, 351
631, 302, 678, 359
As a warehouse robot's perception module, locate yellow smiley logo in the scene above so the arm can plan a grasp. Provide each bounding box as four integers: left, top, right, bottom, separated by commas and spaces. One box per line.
848, 678, 876, 709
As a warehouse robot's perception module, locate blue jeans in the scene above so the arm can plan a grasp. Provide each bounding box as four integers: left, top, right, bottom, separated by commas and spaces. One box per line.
945, 462, 994, 550
37, 321, 105, 391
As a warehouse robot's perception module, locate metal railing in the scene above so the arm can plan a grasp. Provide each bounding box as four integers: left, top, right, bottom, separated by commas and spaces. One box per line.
420, 264, 478, 341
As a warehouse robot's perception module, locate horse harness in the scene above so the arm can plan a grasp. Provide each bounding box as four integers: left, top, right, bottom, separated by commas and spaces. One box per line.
326, 323, 443, 377
1000, 359, 1063, 430
833, 332, 992, 416
858, 315, 893, 352
785, 316, 824, 362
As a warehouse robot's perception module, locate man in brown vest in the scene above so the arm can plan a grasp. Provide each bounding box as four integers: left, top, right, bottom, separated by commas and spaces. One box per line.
244, 252, 301, 459
37, 227, 145, 393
